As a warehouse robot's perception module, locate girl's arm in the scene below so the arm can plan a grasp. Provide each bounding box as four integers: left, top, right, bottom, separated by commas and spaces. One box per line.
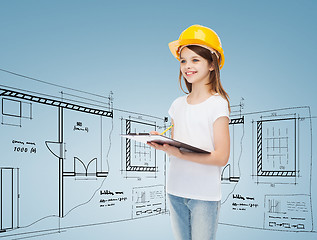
148, 117, 230, 167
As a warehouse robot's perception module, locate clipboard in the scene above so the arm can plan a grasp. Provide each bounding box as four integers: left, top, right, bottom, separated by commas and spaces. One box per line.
121, 133, 210, 154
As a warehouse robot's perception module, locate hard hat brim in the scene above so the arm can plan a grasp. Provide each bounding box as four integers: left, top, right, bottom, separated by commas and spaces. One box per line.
168, 39, 225, 69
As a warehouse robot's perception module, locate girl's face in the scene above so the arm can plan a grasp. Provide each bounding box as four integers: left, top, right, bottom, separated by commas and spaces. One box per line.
179, 47, 214, 85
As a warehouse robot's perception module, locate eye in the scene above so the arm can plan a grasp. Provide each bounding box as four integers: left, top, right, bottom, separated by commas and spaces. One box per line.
180, 59, 186, 64
192, 59, 199, 62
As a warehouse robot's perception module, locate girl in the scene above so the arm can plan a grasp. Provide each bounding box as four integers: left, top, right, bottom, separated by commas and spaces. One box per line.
148, 24, 230, 240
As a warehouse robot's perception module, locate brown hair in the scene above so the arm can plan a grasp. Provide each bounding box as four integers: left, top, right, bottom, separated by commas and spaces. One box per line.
178, 45, 231, 113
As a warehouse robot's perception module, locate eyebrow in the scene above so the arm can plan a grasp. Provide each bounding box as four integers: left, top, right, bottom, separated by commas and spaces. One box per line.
179, 55, 201, 60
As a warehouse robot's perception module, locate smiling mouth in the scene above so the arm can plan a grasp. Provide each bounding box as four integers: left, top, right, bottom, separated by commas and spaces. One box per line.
185, 71, 197, 76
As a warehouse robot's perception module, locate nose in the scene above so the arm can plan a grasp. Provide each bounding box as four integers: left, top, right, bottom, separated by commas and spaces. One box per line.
184, 62, 192, 69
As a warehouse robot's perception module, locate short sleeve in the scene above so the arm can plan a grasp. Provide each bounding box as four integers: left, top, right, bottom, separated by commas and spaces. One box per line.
212, 97, 230, 123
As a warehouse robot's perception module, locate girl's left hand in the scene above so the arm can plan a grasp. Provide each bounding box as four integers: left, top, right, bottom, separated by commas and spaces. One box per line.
147, 142, 181, 158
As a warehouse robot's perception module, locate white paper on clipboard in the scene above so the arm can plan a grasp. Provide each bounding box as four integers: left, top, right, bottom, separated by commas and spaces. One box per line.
121, 133, 210, 154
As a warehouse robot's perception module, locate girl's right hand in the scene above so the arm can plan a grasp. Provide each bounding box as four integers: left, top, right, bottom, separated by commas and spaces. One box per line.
150, 131, 160, 135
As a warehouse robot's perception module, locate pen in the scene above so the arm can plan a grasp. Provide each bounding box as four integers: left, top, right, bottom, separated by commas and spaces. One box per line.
160, 124, 173, 135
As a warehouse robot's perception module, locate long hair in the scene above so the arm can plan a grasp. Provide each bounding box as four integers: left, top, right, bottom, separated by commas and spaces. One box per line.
178, 45, 231, 113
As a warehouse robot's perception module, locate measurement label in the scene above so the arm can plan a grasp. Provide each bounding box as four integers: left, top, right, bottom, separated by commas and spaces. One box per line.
12, 139, 37, 154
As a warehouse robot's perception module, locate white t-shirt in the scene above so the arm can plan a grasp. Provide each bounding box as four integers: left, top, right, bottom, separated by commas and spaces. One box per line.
167, 93, 229, 201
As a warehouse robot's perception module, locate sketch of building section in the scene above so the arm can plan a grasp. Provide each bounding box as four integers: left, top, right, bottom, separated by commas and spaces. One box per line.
0, 86, 114, 229
120, 115, 168, 180
257, 118, 296, 177
264, 194, 313, 231
0, 168, 20, 233
46, 96, 113, 217
251, 107, 312, 186
221, 100, 245, 204
1, 97, 32, 127
222, 116, 244, 184
0, 97, 60, 240
0, 70, 168, 240
219, 104, 314, 232
123, 118, 157, 172
0, 88, 113, 118
61, 107, 112, 181
222, 98, 245, 184
132, 185, 167, 219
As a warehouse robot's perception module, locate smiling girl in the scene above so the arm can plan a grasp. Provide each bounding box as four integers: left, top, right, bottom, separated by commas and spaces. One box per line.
148, 24, 230, 240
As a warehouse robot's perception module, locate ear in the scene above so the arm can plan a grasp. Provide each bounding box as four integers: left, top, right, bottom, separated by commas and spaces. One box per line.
209, 63, 215, 71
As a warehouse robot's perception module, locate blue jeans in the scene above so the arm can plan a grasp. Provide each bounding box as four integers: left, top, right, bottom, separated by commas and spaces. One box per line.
168, 194, 220, 240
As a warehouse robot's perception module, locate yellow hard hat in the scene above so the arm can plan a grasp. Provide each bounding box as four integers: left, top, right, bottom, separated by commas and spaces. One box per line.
168, 24, 225, 69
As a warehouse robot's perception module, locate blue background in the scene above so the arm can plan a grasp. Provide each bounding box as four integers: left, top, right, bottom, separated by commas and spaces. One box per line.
0, 0, 316, 239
